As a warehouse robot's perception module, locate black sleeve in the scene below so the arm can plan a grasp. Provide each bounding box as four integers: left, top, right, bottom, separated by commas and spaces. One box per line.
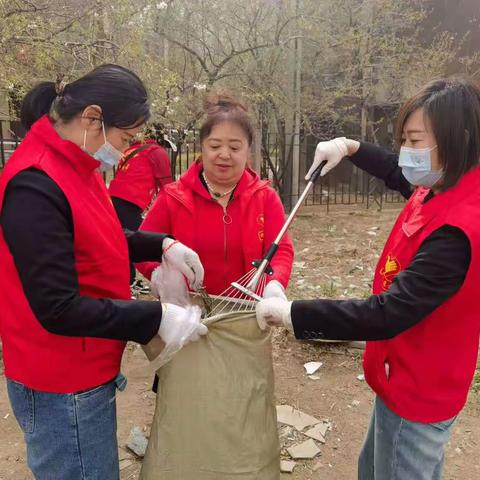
0, 169, 161, 345
291, 225, 471, 341
110, 196, 171, 263
125, 229, 171, 263
349, 142, 413, 199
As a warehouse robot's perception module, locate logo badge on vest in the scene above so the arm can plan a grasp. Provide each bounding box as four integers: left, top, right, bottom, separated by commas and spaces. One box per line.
257, 214, 265, 241
380, 255, 401, 290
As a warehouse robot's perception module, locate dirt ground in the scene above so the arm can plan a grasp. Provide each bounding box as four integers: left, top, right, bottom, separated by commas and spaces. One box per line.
1, 205, 479, 480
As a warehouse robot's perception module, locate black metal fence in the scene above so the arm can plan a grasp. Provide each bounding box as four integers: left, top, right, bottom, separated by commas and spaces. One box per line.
0, 120, 21, 168
167, 128, 404, 212
0, 119, 404, 211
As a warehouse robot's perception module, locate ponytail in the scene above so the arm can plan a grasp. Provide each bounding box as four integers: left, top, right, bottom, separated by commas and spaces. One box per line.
20, 82, 58, 130
19, 64, 150, 131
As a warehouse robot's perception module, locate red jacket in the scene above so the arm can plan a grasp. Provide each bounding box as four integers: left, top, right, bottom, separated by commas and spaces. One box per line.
109, 140, 172, 210
137, 160, 294, 295
0, 116, 130, 393
364, 167, 480, 422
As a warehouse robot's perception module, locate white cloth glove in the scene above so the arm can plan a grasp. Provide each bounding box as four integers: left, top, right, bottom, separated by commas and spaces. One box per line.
256, 298, 293, 331
150, 262, 190, 306
159, 303, 208, 347
263, 280, 287, 300
142, 303, 207, 369
162, 238, 204, 291
305, 137, 348, 180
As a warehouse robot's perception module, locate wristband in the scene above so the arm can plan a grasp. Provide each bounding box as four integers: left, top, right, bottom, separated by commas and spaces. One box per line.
163, 240, 179, 255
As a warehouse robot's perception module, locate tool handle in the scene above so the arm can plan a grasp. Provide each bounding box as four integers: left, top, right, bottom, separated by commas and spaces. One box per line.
244, 160, 327, 290
309, 160, 328, 183
269, 159, 327, 249
263, 243, 279, 263
247, 159, 328, 290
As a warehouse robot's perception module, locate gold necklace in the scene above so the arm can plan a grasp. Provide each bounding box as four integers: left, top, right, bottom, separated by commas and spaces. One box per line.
202, 171, 238, 199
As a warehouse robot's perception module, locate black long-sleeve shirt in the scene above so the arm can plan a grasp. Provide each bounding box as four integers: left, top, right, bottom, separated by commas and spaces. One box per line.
0, 168, 165, 344
291, 142, 471, 341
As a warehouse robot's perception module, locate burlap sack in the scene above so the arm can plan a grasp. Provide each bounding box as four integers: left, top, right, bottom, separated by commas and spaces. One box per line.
140, 305, 280, 480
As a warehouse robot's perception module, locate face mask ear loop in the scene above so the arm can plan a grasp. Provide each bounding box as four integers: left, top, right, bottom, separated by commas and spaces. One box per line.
101, 121, 107, 144
83, 129, 88, 150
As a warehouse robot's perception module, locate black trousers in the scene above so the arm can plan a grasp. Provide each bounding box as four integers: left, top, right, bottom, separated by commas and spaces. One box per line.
111, 196, 143, 284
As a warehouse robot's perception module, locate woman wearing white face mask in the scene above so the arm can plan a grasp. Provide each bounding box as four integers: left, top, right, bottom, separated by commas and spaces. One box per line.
256, 77, 480, 480
0, 64, 206, 480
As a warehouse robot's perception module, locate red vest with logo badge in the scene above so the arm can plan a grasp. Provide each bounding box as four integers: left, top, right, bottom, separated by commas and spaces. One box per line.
0, 116, 130, 393
364, 167, 480, 422
109, 140, 172, 210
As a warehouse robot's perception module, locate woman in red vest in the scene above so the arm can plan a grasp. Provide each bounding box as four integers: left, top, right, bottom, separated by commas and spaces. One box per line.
0, 64, 206, 480
256, 77, 480, 480
109, 131, 173, 289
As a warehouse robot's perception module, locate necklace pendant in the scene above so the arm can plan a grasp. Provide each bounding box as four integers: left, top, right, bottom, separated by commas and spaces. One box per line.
202, 170, 238, 200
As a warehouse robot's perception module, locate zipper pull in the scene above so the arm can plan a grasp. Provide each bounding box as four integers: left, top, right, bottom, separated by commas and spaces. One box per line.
222, 205, 232, 225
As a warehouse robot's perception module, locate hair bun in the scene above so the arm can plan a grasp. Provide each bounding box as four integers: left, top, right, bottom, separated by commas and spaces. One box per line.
203, 91, 248, 113
200, 90, 255, 146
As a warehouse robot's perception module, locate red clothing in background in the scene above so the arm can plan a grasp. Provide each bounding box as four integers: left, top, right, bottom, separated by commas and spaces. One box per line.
109, 140, 172, 210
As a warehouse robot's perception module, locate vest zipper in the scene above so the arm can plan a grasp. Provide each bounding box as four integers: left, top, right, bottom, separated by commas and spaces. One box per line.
220, 196, 234, 288
222, 205, 227, 242
222, 204, 228, 286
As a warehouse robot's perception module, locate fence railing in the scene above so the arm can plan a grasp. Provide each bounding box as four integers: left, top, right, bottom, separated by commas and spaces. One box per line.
0, 119, 21, 167
165, 128, 404, 212
0, 120, 404, 211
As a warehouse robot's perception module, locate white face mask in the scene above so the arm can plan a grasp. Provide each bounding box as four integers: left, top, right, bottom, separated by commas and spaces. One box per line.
83, 121, 123, 172
398, 145, 443, 188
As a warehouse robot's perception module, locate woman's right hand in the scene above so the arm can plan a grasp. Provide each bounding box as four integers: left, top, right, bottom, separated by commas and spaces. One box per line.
256, 297, 293, 331
158, 303, 207, 348
305, 137, 359, 180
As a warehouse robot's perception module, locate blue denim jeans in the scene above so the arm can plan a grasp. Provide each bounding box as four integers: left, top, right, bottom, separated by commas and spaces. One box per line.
358, 396, 456, 480
7, 373, 127, 480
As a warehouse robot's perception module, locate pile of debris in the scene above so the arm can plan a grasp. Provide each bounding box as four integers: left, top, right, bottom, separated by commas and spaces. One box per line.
277, 404, 332, 474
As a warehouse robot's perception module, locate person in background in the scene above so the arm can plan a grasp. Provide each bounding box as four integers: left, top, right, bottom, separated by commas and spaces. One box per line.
0, 64, 206, 480
256, 77, 480, 480
109, 125, 173, 294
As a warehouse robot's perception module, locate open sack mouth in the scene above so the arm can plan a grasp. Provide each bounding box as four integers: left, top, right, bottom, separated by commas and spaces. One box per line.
191, 291, 257, 322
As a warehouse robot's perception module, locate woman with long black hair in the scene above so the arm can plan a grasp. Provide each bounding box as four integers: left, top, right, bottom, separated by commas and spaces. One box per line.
0, 64, 206, 479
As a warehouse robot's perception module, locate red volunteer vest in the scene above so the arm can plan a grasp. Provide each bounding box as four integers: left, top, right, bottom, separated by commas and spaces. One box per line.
109, 141, 171, 210
364, 167, 480, 422
0, 116, 130, 393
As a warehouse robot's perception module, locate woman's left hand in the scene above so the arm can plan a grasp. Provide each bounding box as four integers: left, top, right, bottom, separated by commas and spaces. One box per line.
162, 238, 205, 291
150, 263, 190, 306
263, 280, 287, 300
